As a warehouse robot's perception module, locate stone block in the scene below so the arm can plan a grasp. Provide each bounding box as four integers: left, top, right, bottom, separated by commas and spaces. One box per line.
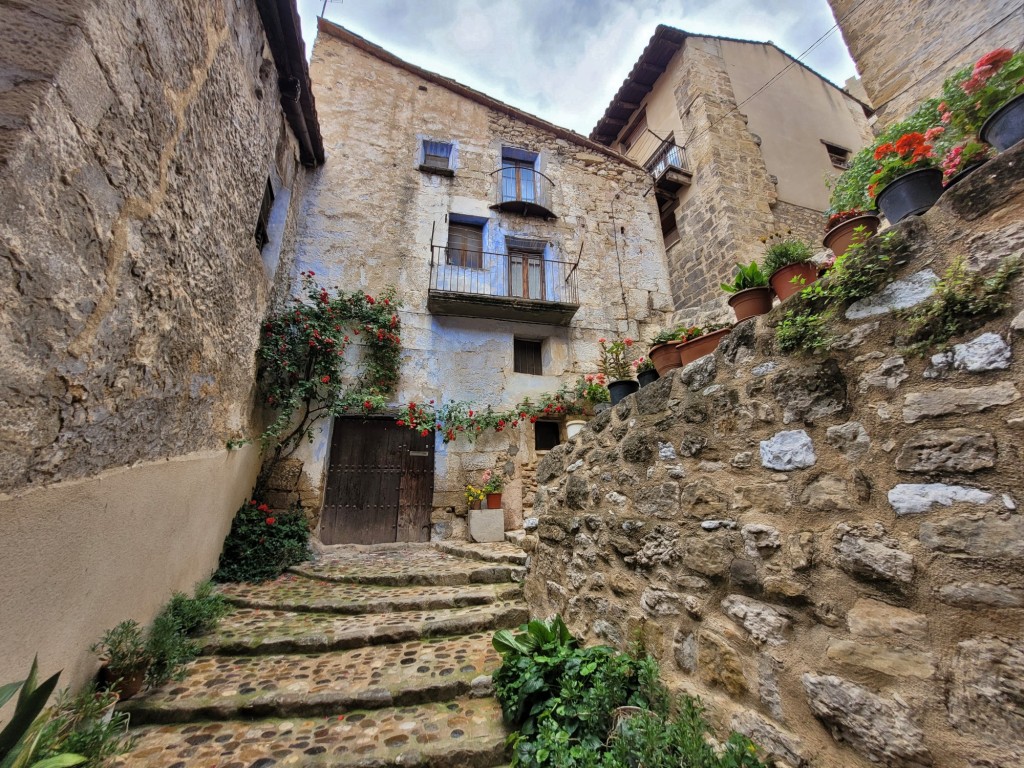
953, 332, 1011, 372
847, 598, 928, 641
826, 639, 935, 678
936, 582, 1024, 608
887, 483, 993, 515
468, 509, 504, 543
902, 382, 1020, 423
844, 268, 938, 319
949, 637, 1024, 746
760, 429, 816, 470
919, 512, 1024, 559
895, 429, 996, 473
721, 595, 790, 646
835, 526, 914, 584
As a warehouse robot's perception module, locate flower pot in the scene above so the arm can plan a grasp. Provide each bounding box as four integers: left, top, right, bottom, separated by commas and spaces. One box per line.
648, 342, 682, 377
485, 493, 502, 509
607, 379, 639, 405
565, 419, 587, 438
726, 286, 773, 322
875, 167, 943, 224
676, 328, 731, 366
943, 160, 988, 189
822, 213, 881, 260
637, 369, 660, 388
100, 664, 147, 700
980, 92, 1024, 151
469, 499, 481, 510
768, 262, 818, 302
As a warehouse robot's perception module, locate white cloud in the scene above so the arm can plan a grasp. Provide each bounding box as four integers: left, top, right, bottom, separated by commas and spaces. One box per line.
297, 0, 857, 135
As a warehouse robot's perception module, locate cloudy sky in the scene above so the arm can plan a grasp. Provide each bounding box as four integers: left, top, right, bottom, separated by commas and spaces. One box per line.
295, 0, 858, 136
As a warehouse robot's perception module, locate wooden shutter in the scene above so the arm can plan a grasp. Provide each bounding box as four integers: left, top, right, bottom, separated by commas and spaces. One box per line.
514, 338, 543, 375
446, 223, 483, 268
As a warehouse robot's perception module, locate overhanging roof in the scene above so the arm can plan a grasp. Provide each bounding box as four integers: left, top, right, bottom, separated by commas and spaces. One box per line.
590, 24, 873, 146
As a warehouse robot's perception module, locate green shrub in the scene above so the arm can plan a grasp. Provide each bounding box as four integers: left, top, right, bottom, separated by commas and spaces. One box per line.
163, 581, 228, 636
492, 618, 768, 768
762, 235, 813, 275
35, 684, 135, 764
213, 500, 310, 583
143, 612, 199, 689
721, 262, 769, 293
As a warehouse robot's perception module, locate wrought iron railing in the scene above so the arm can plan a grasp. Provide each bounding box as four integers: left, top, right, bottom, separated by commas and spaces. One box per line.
429, 246, 579, 305
490, 167, 555, 212
644, 141, 689, 178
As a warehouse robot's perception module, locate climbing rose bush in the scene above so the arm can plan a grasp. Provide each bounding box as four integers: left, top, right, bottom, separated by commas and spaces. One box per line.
213, 500, 309, 583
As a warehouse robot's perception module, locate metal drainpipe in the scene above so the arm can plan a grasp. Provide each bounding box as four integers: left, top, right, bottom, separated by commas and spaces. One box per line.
278, 76, 316, 166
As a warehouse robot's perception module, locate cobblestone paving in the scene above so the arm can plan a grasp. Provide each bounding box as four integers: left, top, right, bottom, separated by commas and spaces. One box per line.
204, 601, 528, 654
217, 575, 521, 614
124, 635, 502, 723
110, 698, 506, 767
113, 543, 523, 766
292, 547, 525, 586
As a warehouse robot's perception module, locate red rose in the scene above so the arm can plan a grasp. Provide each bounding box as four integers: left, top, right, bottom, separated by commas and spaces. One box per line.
321, 375, 330, 383
265, 517, 276, 525
258, 503, 270, 513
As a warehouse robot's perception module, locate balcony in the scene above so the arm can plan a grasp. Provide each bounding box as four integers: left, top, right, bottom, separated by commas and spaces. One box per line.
645, 141, 692, 197
489, 167, 556, 219
427, 245, 579, 325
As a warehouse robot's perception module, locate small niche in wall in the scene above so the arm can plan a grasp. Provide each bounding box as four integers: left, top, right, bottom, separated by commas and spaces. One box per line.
534, 420, 561, 451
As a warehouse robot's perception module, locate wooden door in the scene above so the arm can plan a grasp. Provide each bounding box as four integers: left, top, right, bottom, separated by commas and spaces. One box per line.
320, 418, 434, 545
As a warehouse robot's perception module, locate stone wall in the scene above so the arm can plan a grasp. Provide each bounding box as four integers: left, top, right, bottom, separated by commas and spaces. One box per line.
290, 23, 674, 536
524, 143, 1024, 767
829, 0, 1024, 129
0, 0, 310, 687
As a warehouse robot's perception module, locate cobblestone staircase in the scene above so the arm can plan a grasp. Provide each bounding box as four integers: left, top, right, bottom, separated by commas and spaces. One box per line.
111, 542, 528, 767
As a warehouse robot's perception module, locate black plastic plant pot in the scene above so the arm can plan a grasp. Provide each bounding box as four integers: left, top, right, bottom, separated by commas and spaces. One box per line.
980, 93, 1024, 152
875, 168, 944, 224
637, 369, 660, 388
608, 379, 639, 405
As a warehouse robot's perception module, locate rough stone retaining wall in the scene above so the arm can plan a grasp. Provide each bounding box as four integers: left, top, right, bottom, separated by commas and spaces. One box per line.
524, 143, 1024, 767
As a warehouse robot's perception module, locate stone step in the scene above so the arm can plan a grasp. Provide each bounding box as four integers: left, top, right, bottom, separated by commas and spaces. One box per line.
217, 575, 522, 615
110, 697, 508, 767
294, 546, 524, 586
433, 541, 528, 566
203, 601, 528, 656
122, 634, 500, 725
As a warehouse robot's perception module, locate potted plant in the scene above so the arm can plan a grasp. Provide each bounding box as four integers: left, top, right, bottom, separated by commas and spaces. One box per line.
940, 139, 991, 187
465, 484, 485, 510
822, 209, 881, 261
91, 620, 151, 699
944, 48, 1024, 152
720, 261, 772, 321
648, 328, 685, 376
631, 357, 659, 388
675, 323, 732, 366
598, 337, 639, 405
763, 233, 817, 301
564, 375, 608, 436
868, 130, 943, 223
481, 469, 504, 509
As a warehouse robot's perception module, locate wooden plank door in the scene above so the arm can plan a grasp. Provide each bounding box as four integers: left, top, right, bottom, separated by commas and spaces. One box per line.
320, 418, 434, 545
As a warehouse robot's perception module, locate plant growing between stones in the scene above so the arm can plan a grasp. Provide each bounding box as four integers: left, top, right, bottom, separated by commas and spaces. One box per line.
900, 254, 1022, 353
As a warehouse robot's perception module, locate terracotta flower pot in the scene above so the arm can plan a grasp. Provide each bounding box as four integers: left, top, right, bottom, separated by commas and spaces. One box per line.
676, 328, 731, 366
875, 167, 943, 224
637, 369, 659, 387
769, 262, 818, 302
100, 664, 147, 700
726, 286, 773, 322
822, 213, 881, 260
649, 343, 682, 376
980, 92, 1024, 151
469, 499, 481, 510
485, 493, 502, 509
607, 379, 639, 405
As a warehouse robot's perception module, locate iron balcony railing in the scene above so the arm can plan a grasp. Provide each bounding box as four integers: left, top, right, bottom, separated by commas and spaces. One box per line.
645, 141, 689, 178
428, 245, 579, 306
489, 167, 555, 216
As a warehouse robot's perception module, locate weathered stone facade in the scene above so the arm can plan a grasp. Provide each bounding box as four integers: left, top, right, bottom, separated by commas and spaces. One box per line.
290, 21, 674, 537
592, 29, 873, 318
829, 0, 1024, 129
0, 0, 318, 687
524, 142, 1024, 767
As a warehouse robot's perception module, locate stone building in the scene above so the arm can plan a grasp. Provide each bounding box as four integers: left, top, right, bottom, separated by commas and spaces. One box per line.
0, 0, 322, 687
829, 0, 1024, 129
590, 26, 874, 315
285, 20, 674, 544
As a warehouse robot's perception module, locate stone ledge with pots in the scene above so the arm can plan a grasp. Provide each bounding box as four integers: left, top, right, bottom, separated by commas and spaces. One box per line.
519, 141, 1024, 768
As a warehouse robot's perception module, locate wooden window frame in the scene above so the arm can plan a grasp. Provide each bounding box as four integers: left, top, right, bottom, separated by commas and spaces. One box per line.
513, 338, 543, 375
445, 222, 483, 268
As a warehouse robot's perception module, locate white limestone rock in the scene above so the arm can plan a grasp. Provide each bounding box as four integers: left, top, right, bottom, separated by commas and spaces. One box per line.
888, 483, 993, 515
760, 430, 816, 470
953, 332, 1011, 372
845, 269, 938, 319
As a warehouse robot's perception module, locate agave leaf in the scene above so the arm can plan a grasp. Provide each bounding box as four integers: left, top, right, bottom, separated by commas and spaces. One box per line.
0, 684, 22, 711
492, 629, 532, 655
0, 668, 60, 759
29, 755, 87, 768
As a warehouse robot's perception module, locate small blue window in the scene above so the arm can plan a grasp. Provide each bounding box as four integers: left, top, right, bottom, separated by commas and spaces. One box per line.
422, 140, 453, 170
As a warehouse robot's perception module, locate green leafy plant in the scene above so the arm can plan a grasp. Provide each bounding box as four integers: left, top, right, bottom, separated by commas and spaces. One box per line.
162, 582, 228, 637
650, 328, 683, 345
901, 254, 1022, 352
762, 233, 813, 275
214, 499, 310, 583
90, 622, 149, 685
143, 612, 199, 689
775, 311, 831, 354
597, 338, 638, 381
1, 658, 86, 768
720, 261, 769, 293
941, 48, 1024, 136
35, 684, 135, 765
631, 357, 655, 374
